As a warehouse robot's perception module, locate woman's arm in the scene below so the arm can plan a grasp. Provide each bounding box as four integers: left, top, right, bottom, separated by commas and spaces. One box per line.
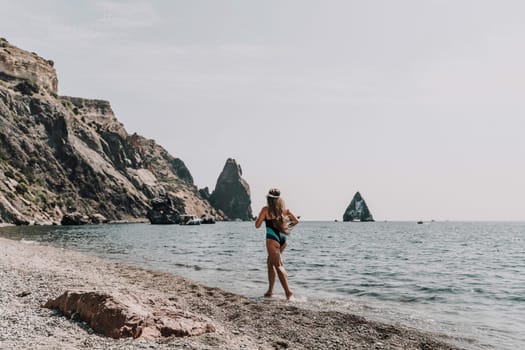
255, 207, 267, 228
286, 209, 299, 227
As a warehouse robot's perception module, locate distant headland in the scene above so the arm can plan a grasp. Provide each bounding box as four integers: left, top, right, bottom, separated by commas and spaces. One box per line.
0, 38, 252, 225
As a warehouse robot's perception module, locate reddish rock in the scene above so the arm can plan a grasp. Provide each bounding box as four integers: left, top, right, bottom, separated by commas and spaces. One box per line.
44, 291, 215, 339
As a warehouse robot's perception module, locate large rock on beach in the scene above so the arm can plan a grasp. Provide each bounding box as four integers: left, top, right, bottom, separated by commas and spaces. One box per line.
147, 194, 184, 224
343, 191, 374, 222
60, 212, 90, 225
209, 158, 252, 221
60, 212, 109, 225
44, 291, 215, 339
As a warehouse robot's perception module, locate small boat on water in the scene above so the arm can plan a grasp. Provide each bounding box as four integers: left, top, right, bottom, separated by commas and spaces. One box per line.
180, 214, 202, 225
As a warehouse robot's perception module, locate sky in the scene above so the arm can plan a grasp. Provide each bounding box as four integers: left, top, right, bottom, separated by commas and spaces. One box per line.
1, 0, 524, 221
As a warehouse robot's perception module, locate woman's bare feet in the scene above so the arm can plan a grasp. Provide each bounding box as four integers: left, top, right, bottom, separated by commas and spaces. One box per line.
286, 291, 293, 300
264, 290, 273, 297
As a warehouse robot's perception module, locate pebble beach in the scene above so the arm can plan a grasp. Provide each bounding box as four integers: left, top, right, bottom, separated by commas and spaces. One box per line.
0, 236, 463, 349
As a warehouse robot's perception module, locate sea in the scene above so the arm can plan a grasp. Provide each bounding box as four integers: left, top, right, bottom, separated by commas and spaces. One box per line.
1, 221, 523, 349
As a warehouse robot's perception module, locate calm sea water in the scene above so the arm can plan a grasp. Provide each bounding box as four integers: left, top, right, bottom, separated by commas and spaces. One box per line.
1, 222, 523, 349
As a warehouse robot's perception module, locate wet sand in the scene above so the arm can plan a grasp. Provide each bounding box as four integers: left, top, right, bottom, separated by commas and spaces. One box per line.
0, 237, 465, 349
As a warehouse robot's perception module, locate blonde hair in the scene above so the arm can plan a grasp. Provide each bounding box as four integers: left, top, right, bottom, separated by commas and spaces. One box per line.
266, 188, 288, 234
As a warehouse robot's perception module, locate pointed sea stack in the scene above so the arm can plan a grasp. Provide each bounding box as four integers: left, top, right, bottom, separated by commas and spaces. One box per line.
343, 192, 374, 222
209, 158, 253, 221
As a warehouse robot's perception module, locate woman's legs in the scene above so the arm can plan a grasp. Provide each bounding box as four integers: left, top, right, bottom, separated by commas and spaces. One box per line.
265, 239, 293, 299
265, 256, 276, 297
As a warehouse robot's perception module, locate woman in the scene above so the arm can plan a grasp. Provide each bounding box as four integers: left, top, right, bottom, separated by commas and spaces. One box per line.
255, 188, 299, 300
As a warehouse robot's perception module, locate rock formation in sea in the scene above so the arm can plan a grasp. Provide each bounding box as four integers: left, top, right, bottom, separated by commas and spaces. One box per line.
0, 38, 223, 224
209, 158, 253, 221
343, 192, 374, 222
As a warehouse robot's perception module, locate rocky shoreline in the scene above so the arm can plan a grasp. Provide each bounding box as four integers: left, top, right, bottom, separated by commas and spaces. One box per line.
0, 237, 464, 349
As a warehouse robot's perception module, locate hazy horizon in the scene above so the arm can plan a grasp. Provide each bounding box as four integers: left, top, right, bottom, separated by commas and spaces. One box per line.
1, 0, 524, 221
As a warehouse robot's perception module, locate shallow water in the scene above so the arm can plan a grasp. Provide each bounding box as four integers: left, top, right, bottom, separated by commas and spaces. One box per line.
1, 221, 523, 349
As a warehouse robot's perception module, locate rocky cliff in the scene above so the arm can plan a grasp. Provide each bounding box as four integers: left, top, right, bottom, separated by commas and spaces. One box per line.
0, 38, 58, 95
209, 158, 252, 221
0, 38, 222, 224
343, 192, 374, 222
